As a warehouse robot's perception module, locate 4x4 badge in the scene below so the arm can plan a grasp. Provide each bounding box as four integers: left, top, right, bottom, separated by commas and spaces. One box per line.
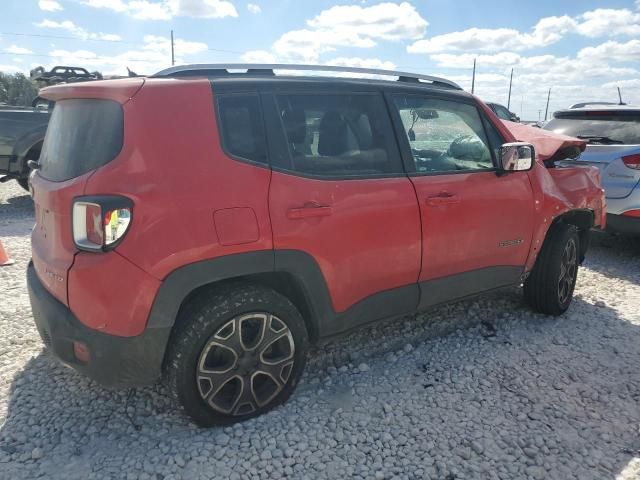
499, 239, 523, 247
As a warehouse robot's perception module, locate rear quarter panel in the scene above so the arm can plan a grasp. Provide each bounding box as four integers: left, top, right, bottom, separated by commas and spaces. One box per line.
83, 78, 274, 281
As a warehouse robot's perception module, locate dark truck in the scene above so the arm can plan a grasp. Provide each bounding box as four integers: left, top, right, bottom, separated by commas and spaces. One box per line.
1, 66, 101, 190
0, 99, 51, 190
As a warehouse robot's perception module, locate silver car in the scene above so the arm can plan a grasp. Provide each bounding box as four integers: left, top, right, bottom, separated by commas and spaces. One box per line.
544, 105, 640, 235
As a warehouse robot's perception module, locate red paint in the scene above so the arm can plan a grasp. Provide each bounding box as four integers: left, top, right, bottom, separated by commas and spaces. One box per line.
214, 208, 260, 246
31, 78, 605, 339
269, 172, 422, 312
68, 251, 160, 336
411, 171, 535, 281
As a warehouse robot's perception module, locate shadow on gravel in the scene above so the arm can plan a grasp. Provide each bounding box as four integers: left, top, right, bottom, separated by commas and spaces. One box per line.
586, 232, 640, 285
0, 192, 33, 218
1, 292, 639, 479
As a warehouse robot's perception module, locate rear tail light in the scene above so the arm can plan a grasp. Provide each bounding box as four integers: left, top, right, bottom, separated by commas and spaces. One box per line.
622, 154, 640, 170
622, 209, 640, 218
72, 196, 133, 252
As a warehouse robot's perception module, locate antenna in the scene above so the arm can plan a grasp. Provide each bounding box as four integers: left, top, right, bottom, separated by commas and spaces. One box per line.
170, 29, 175, 66
471, 58, 476, 94
544, 88, 551, 121
507, 68, 513, 109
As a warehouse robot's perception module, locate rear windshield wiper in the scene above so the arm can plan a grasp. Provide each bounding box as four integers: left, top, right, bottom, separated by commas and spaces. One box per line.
576, 135, 624, 145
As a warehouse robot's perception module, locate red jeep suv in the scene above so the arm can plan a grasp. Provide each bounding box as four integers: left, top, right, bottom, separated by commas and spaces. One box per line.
27, 64, 605, 426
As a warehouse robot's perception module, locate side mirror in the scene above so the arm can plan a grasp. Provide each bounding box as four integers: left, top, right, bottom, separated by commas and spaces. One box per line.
499, 142, 535, 172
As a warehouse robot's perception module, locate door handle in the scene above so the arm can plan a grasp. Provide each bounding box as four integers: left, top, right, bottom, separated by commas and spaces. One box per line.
287, 202, 333, 219
426, 192, 460, 206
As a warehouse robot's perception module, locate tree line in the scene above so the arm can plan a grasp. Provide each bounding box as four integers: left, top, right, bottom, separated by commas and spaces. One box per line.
0, 71, 38, 107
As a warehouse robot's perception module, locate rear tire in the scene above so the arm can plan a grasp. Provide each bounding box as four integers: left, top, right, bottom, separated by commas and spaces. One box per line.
165, 283, 308, 427
524, 223, 580, 316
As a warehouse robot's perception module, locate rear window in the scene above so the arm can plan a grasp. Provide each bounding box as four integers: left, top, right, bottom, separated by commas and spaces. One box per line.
216, 94, 267, 165
545, 112, 640, 145
39, 99, 123, 181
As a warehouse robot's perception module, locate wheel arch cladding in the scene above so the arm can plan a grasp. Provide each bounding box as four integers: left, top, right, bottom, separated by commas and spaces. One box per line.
147, 250, 328, 345
552, 209, 593, 263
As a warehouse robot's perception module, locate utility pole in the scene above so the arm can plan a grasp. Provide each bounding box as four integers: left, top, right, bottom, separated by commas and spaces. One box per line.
538, 110, 541, 121
544, 88, 551, 121
170, 29, 175, 66
618, 86, 624, 105
507, 68, 513, 109
471, 58, 476, 94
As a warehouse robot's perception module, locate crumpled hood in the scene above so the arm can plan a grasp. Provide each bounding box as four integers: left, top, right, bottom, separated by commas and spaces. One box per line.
502, 120, 587, 163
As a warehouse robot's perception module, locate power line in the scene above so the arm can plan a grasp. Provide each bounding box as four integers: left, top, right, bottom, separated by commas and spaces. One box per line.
0, 30, 245, 55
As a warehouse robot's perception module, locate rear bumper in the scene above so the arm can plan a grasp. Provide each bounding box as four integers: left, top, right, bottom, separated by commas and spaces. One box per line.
606, 214, 640, 236
27, 261, 170, 388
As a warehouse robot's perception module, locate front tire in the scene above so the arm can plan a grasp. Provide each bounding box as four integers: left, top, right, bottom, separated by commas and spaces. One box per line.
165, 283, 308, 427
524, 223, 580, 316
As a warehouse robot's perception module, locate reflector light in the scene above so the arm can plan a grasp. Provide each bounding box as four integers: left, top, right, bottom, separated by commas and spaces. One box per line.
622, 154, 640, 170
73, 341, 90, 363
622, 209, 640, 218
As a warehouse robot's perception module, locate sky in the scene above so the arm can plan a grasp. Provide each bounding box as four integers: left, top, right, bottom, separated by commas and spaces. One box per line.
0, 0, 639, 120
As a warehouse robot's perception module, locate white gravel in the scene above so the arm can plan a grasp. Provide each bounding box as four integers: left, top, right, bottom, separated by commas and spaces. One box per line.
1, 179, 640, 480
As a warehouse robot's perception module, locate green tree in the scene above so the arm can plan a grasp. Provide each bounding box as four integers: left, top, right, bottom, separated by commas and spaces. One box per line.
0, 71, 39, 106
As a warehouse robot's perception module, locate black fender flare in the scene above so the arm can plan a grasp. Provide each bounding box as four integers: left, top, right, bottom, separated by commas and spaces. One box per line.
145, 250, 335, 337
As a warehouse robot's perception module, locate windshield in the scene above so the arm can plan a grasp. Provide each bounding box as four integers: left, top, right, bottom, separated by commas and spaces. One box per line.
39, 98, 123, 181
544, 112, 640, 145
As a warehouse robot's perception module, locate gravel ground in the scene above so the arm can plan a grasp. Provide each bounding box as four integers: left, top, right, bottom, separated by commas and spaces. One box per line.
1, 179, 640, 480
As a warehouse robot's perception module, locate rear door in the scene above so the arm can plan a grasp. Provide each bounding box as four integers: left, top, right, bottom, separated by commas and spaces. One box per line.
266, 88, 422, 316
387, 91, 534, 306
31, 97, 126, 304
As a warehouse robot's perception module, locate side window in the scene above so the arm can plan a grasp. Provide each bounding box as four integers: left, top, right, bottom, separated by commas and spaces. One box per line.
493, 105, 512, 121
275, 93, 401, 177
392, 95, 495, 174
217, 94, 267, 165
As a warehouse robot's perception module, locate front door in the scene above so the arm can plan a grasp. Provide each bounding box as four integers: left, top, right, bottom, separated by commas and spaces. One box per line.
266, 90, 422, 320
388, 92, 535, 305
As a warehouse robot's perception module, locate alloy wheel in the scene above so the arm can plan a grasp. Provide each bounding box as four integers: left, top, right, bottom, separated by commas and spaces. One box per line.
196, 313, 295, 416
558, 238, 577, 305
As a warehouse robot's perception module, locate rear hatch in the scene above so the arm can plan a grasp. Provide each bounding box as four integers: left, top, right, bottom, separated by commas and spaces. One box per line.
31, 78, 143, 305
544, 109, 640, 198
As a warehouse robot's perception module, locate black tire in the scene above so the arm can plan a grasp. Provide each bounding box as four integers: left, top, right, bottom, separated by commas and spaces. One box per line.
17, 178, 29, 191
165, 283, 308, 427
524, 223, 580, 316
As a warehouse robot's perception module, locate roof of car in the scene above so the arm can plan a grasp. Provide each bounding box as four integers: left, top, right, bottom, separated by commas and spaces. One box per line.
152, 63, 468, 95
554, 104, 640, 116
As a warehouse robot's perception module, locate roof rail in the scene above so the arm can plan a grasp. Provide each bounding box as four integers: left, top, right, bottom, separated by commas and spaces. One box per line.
151, 63, 462, 90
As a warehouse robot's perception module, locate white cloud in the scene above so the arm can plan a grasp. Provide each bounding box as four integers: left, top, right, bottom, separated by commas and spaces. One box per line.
577, 39, 640, 63
409, 7, 640, 55
4, 45, 35, 55
79, 0, 238, 20
576, 8, 640, 37
308, 2, 427, 41
142, 34, 208, 56
409, 16, 575, 54
247, 3, 260, 14
327, 57, 396, 70
248, 2, 428, 63
0, 64, 24, 73
241, 50, 276, 63
35, 19, 121, 41
45, 34, 207, 76
38, 0, 63, 11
